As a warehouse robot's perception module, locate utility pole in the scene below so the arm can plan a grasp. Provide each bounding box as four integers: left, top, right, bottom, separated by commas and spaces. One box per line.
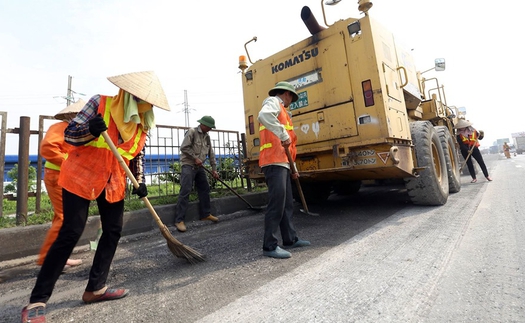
184, 90, 189, 127
66, 75, 72, 106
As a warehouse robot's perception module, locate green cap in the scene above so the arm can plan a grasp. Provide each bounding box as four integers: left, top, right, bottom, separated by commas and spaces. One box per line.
268, 81, 299, 102
197, 115, 216, 129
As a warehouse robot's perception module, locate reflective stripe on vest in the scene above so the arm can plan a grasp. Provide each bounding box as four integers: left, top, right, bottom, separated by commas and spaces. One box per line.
45, 153, 68, 171
460, 132, 479, 147
84, 97, 144, 160
45, 161, 60, 171
259, 120, 294, 153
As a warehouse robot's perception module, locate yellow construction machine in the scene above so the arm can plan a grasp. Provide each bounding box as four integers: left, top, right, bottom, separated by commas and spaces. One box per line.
238, 0, 461, 205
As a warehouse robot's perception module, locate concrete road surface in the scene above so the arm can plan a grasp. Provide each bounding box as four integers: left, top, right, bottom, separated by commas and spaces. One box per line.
1, 154, 524, 323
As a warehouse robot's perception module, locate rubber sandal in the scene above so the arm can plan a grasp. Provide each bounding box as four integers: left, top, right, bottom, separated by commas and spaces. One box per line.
471, 179, 477, 183
21, 304, 46, 323
82, 288, 129, 304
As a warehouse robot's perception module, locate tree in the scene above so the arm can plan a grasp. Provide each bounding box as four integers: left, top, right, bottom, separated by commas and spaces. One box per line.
4, 164, 37, 193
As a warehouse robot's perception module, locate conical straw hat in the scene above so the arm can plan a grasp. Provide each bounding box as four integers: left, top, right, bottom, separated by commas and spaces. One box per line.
54, 99, 86, 121
107, 71, 170, 111
453, 119, 473, 129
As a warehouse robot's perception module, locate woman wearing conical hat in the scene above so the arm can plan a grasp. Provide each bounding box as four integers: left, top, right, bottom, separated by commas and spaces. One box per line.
454, 119, 492, 183
22, 71, 171, 323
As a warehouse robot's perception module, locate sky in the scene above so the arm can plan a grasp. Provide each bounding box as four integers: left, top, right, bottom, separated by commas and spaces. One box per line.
1, 0, 524, 155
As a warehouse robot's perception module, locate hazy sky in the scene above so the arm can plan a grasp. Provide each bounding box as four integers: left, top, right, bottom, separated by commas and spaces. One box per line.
1, 0, 523, 154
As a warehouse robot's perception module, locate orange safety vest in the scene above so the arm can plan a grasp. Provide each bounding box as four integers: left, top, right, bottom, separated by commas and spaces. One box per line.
459, 131, 479, 148
259, 101, 297, 167
58, 96, 147, 202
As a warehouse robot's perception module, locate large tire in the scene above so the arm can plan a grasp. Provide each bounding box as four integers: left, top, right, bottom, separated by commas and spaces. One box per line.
404, 121, 449, 205
436, 126, 461, 193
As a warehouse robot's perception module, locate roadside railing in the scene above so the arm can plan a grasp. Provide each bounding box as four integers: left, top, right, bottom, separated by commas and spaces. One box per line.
1, 113, 260, 220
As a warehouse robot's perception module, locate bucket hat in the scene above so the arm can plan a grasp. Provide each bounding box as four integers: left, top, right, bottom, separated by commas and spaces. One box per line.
198, 115, 216, 129
107, 71, 171, 111
54, 99, 86, 121
453, 119, 473, 129
268, 81, 299, 102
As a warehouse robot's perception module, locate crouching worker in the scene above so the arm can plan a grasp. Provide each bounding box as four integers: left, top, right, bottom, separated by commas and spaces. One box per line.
21, 71, 171, 323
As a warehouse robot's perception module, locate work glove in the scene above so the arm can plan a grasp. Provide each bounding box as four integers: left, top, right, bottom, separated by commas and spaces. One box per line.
88, 114, 108, 137
132, 183, 148, 198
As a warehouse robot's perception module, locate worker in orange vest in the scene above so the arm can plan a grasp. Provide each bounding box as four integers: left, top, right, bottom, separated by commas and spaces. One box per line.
258, 81, 311, 259
455, 119, 492, 183
22, 71, 171, 323
37, 99, 85, 270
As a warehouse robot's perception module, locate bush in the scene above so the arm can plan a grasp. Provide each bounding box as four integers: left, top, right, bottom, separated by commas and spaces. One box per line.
4, 164, 37, 193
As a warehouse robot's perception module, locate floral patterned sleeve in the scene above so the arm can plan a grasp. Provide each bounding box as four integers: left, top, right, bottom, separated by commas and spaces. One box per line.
129, 146, 146, 184
64, 95, 101, 146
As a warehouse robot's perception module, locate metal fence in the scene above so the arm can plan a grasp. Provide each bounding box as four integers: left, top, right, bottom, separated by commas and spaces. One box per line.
1, 113, 257, 219
140, 124, 248, 200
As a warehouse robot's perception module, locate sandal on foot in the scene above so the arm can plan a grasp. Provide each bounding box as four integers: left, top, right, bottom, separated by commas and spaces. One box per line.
486, 176, 492, 181
471, 179, 477, 183
82, 288, 129, 304
21, 304, 46, 323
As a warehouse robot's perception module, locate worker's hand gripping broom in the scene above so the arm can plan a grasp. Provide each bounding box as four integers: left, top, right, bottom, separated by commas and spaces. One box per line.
101, 131, 205, 264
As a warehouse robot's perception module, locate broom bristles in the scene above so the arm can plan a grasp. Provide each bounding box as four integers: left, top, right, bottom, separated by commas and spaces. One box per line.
159, 224, 206, 264
101, 131, 205, 264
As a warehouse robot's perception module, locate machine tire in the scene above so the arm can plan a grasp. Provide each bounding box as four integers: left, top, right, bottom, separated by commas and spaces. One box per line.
404, 121, 449, 205
436, 126, 461, 193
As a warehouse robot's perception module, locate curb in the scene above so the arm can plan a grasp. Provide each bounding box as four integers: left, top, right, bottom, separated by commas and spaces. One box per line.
0, 192, 267, 264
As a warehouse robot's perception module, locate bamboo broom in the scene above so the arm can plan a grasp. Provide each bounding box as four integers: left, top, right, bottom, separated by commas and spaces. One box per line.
101, 131, 205, 264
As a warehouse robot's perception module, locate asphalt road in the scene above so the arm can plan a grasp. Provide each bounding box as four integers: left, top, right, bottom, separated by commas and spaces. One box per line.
1, 153, 524, 323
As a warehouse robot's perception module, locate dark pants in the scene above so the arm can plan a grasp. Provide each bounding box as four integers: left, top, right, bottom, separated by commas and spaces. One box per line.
30, 189, 124, 304
461, 147, 489, 179
175, 165, 211, 222
262, 165, 298, 251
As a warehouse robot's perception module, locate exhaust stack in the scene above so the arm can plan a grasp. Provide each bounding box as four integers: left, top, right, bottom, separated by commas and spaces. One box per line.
301, 6, 326, 35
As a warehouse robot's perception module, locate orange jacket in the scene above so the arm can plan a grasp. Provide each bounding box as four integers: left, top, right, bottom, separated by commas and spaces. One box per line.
40, 121, 71, 171
259, 101, 297, 167
58, 96, 147, 202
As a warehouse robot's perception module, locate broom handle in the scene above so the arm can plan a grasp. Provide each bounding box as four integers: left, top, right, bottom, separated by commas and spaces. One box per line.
201, 166, 255, 208
459, 139, 478, 172
101, 131, 164, 228
285, 146, 310, 213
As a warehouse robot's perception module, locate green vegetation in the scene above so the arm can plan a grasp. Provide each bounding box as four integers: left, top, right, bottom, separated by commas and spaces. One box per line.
1, 181, 266, 229
3, 164, 37, 193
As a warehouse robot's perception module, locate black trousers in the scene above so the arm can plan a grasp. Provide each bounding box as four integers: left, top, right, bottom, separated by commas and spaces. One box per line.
262, 165, 298, 251
30, 188, 124, 304
461, 147, 489, 179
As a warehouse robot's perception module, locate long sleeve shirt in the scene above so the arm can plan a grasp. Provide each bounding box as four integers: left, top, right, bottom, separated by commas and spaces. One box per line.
180, 126, 217, 171
40, 121, 71, 170
64, 94, 145, 183
257, 96, 290, 142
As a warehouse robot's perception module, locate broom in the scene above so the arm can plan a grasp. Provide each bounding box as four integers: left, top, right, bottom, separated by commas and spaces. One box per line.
101, 131, 205, 264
